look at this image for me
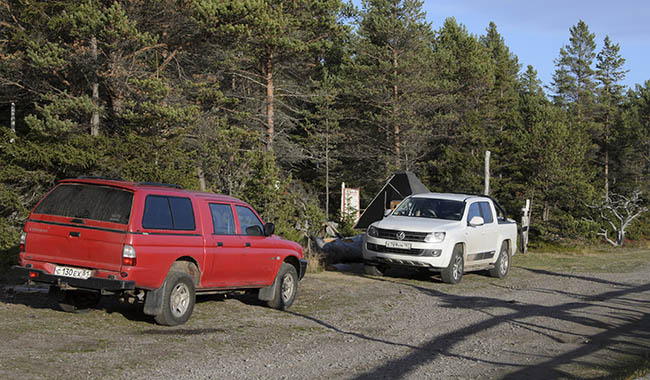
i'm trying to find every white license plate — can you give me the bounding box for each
[385,240,412,250]
[54,266,92,279]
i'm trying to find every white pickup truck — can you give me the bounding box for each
[362,193,517,284]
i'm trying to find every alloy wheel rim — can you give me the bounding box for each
[500,251,509,275]
[170,283,190,317]
[281,273,295,303]
[453,255,462,280]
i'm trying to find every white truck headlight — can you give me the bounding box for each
[367,226,379,238]
[424,232,445,243]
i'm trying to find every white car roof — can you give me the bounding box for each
[409,192,490,202]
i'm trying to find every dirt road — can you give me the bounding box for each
[1,258,650,379]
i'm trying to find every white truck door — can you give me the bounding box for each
[477,201,499,262]
[465,201,498,262]
[465,202,486,260]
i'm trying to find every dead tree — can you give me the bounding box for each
[586,191,648,246]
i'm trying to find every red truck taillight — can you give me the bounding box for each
[122,244,137,266]
[19,231,27,252]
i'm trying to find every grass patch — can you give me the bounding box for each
[602,352,650,380]
[513,247,650,273]
[304,249,324,274]
[56,338,110,354]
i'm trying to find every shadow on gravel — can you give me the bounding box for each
[140,327,226,335]
[333,266,650,380]
[286,310,422,351]
[0,281,153,323]
[0,279,269,326]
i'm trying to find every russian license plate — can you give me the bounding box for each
[385,240,412,250]
[54,266,92,280]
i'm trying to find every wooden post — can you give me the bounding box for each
[340,182,345,220]
[484,150,491,196]
[520,199,531,254]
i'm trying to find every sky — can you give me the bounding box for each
[356,0,650,91]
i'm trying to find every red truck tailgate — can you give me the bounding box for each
[25,216,127,272]
[24,182,134,272]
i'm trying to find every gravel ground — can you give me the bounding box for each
[1,258,650,380]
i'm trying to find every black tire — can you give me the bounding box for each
[154,271,196,326]
[489,241,510,279]
[267,263,298,310]
[441,245,464,284]
[51,288,100,313]
[364,264,386,276]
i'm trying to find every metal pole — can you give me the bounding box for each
[11,102,15,132]
[484,150,491,195]
[10,102,15,143]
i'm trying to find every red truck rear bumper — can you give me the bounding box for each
[13,265,135,292]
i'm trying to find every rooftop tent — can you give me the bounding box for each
[354,171,429,229]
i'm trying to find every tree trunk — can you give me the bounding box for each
[325,120,330,219]
[392,47,400,168]
[90,36,100,136]
[543,202,550,222]
[197,166,206,192]
[264,54,274,151]
[604,114,609,199]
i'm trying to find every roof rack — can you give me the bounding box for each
[76,176,125,181]
[136,182,183,189]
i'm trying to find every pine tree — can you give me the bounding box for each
[426,17,494,193]
[551,20,597,119]
[347,0,436,176]
[619,82,650,194]
[479,22,521,202]
[192,0,347,154]
[595,36,627,197]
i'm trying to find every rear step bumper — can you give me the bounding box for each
[13,266,135,292]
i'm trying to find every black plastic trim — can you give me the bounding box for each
[136,182,182,189]
[299,259,307,280]
[129,231,202,237]
[28,219,127,234]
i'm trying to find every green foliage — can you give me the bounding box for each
[533,213,599,243]
[337,212,360,238]
[0,2,648,250]
[551,20,597,111]
[238,152,325,244]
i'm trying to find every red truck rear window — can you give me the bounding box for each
[34,183,133,224]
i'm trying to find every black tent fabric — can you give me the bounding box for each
[354,171,429,229]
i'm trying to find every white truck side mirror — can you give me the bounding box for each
[469,216,485,226]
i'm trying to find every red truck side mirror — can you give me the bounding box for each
[264,223,275,236]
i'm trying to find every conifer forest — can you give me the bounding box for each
[1,0,649,252]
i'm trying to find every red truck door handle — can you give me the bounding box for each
[217,242,223,247]
[69,231,81,238]
[245,242,251,247]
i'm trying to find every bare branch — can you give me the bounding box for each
[586,190,648,246]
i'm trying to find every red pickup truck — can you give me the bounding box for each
[14,178,306,325]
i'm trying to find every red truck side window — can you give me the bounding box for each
[209,203,235,235]
[142,195,195,230]
[236,206,264,236]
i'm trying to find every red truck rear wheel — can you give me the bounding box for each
[154,271,196,326]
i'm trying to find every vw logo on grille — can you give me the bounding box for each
[396,231,406,241]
